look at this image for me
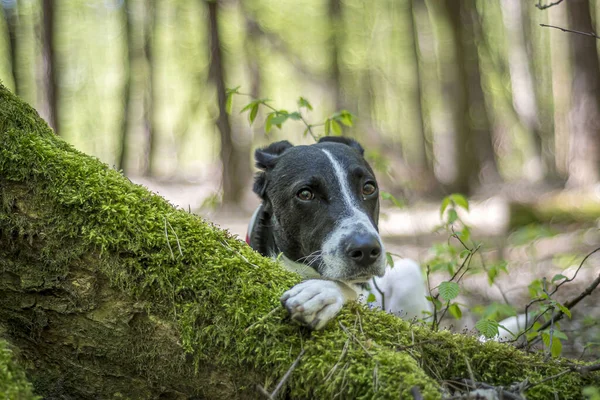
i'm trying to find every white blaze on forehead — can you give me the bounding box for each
[321,149,360,213]
[320,149,385,280]
[321,149,374,222]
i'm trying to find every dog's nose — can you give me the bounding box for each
[345,233,382,267]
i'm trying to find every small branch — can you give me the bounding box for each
[257,349,306,399]
[524,362,600,392]
[540,24,600,40]
[529,270,600,347]
[338,321,373,358]
[444,379,525,400]
[244,306,280,332]
[371,278,385,311]
[535,0,564,10]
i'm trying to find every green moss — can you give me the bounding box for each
[0,81,598,399]
[0,340,38,399]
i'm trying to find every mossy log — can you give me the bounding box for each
[509,193,600,228]
[0,340,37,399]
[0,83,598,399]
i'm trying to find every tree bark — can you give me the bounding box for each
[41,0,59,135]
[206,0,248,205]
[117,0,134,173]
[0,83,598,399]
[565,0,600,187]
[2,4,20,97]
[500,0,546,182]
[407,0,432,177]
[328,0,344,111]
[141,0,156,176]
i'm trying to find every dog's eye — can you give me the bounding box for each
[297,189,314,201]
[362,182,377,196]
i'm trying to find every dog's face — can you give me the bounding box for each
[254,137,385,282]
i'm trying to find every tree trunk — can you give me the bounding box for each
[500,0,546,182]
[207,0,247,205]
[407,0,432,177]
[141,0,156,176]
[328,0,344,111]
[41,0,59,135]
[1,82,599,399]
[565,0,600,187]
[117,0,134,173]
[438,0,493,194]
[2,4,20,96]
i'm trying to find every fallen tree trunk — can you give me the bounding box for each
[0,83,598,399]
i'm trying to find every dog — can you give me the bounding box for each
[246,137,431,330]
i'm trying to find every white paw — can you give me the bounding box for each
[280,280,346,330]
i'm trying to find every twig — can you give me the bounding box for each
[529,270,600,347]
[535,0,564,10]
[371,278,385,311]
[513,247,600,346]
[245,306,280,332]
[445,379,525,400]
[165,219,183,256]
[163,217,174,260]
[540,24,600,40]
[324,339,349,381]
[219,240,260,269]
[527,248,600,346]
[257,349,306,399]
[524,362,600,392]
[338,321,373,358]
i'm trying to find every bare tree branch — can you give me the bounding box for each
[540,23,600,39]
[536,0,564,10]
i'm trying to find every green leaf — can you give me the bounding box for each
[249,104,259,124]
[459,249,471,259]
[331,120,342,135]
[380,191,405,208]
[447,209,458,224]
[386,252,394,268]
[338,110,354,127]
[426,296,443,310]
[324,119,331,136]
[457,226,470,242]
[226,85,241,95]
[297,97,313,111]
[367,292,376,303]
[552,274,568,283]
[265,113,275,133]
[476,318,500,339]
[240,102,254,113]
[440,196,451,216]
[288,112,302,120]
[271,113,288,126]
[450,194,469,211]
[448,303,462,319]
[542,332,563,357]
[439,281,460,301]
[555,302,572,319]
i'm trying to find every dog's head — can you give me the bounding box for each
[253,137,385,282]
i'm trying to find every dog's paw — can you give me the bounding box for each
[280,280,346,330]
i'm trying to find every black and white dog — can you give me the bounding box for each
[246,137,431,330]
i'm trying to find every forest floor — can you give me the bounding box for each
[131,176,600,360]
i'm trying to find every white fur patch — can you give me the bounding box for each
[319,149,385,279]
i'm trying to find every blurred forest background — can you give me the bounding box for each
[1,0,600,357]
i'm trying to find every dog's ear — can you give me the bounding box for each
[318,136,364,156]
[254,140,294,170]
[253,140,294,198]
